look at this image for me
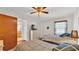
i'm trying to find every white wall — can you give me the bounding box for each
[19,12,79,40]
[77,8,79,35]
[28,20,42,39]
[73,8,79,35]
[37,8,79,38]
[17,18,43,40]
[17,18,29,41]
[18,8,79,40]
[38,15,74,37]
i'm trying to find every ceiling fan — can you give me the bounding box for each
[30,7,48,16]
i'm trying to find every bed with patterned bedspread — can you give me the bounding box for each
[52,43,79,51]
[15,39,79,51]
[15,39,57,51]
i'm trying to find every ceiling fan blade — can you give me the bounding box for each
[42,11,48,14]
[30,12,36,14]
[32,7,37,10]
[42,7,47,10]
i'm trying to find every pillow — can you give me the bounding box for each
[59,33,71,37]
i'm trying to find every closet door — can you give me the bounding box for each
[0,14,17,51]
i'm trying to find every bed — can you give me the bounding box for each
[15,39,79,51]
[14,35,79,51]
[52,43,79,51]
[41,35,67,43]
[15,39,57,51]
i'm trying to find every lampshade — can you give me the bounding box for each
[71,30,78,39]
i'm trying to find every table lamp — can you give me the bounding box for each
[71,30,78,40]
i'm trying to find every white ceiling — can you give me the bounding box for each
[0,7,77,22]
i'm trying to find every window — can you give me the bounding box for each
[54,20,67,35]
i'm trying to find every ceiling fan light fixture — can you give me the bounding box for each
[30,7,48,16]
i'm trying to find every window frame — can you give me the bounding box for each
[54,20,68,35]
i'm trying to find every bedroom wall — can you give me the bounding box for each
[17,8,79,40]
[18,18,32,41]
[27,20,41,40]
[38,15,74,37]
[73,8,79,35]
[77,9,79,35]
[17,9,79,41]
[17,17,42,40]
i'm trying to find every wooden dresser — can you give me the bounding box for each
[0,40,3,51]
[0,14,17,51]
